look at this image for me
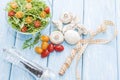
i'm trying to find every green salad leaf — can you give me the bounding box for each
[7,0,50,34]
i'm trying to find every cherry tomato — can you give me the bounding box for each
[34,20,41,28]
[54,45,64,52]
[21,26,27,32]
[10,2,18,9]
[40,35,49,42]
[41,42,49,50]
[26,0,32,3]
[15,11,24,18]
[35,47,43,54]
[8,11,15,17]
[48,43,54,52]
[40,11,47,18]
[41,50,50,58]
[44,7,50,14]
[25,16,33,24]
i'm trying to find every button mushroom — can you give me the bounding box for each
[50,31,64,44]
[64,30,81,45]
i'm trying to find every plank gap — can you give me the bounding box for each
[115,0,120,80]
[9,32,17,80]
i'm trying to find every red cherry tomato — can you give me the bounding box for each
[54,45,64,52]
[41,50,50,58]
[34,20,41,28]
[48,43,54,52]
[44,7,50,14]
[8,11,15,17]
[21,26,27,32]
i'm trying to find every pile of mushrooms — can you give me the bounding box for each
[50,12,88,45]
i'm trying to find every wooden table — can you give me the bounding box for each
[0,0,120,80]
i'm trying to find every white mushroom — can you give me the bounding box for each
[62,23,77,34]
[71,16,80,24]
[60,12,73,24]
[52,20,63,31]
[51,12,88,45]
[50,31,64,44]
[77,24,88,35]
[64,30,81,45]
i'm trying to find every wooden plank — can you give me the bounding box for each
[0,0,16,80]
[10,20,50,80]
[9,0,52,80]
[115,0,120,79]
[82,0,118,80]
[48,0,84,80]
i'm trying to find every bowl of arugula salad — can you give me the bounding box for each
[6,0,51,35]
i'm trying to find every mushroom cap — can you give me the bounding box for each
[64,30,81,45]
[60,12,73,24]
[50,31,64,44]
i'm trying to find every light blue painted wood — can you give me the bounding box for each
[0,0,119,80]
[82,0,118,80]
[10,23,51,80]
[48,0,84,80]
[116,0,120,79]
[9,34,36,80]
[0,0,16,80]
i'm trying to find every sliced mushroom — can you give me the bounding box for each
[77,24,88,35]
[60,12,73,24]
[71,16,80,24]
[62,23,77,34]
[52,20,63,31]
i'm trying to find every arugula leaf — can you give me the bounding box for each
[22,32,41,49]
[22,38,32,49]
[33,32,41,45]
